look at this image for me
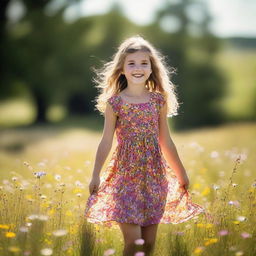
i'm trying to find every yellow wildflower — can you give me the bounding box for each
[72,188,82,194]
[193,183,201,189]
[44,238,52,245]
[193,246,204,254]
[8,246,21,252]
[205,223,213,228]
[196,223,205,228]
[41,202,50,208]
[0,224,9,229]
[204,238,218,246]
[201,187,210,196]
[5,232,16,238]
[47,209,55,215]
[25,194,33,200]
[65,210,73,217]
[67,248,73,254]
[233,221,240,225]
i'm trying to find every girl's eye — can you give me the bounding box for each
[142,63,148,65]
[128,63,134,65]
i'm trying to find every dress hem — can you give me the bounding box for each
[85,207,205,227]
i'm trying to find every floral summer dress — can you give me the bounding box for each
[84,91,205,227]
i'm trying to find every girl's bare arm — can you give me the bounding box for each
[91,102,117,178]
[158,101,189,187]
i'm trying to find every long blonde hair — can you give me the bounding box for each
[93,35,179,117]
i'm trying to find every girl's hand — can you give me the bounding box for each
[89,176,101,195]
[178,175,190,191]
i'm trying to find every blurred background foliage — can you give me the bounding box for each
[1,0,256,130]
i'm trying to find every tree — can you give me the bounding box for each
[154,0,226,129]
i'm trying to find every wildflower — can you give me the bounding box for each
[232,183,238,187]
[54,174,61,181]
[65,210,73,217]
[40,248,53,256]
[204,238,218,246]
[212,184,220,190]
[12,177,18,182]
[27,214,49,221]
[0,224,10,229]
[44,238,52,245]
[73,188,82,194]
[201,187,210,196]
[135,253,145,256]
[228,200,240,207]
[233,221,240,225]
[8,246,21,252]
[210,151,219,158]
[24,251,31,256]
[235,251,244,256]
[193,246,205,254]
[38,215,49,221]
[218,229,229,236]
[103,248,115,256]
[252,182,256,188]
[193,183,201,189]
[5,232,16,238]
[75,180,83,187]
[205,223,213,229]
[134,238,145,245]
[34,171,46,178]
[241,232,251,238]
[19,226,29,232]
[52,229,68,237]
[236,216,247,222]
[229,246,237,251]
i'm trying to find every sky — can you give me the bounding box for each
[63,0,256,38]
[7,0,256,38]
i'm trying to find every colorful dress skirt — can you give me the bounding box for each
[84,91,205,227]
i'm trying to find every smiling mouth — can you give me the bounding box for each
[132,74,144,78]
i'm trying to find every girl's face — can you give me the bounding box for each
[122,51,152,87]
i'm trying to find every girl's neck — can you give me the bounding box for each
[122,86,149,97]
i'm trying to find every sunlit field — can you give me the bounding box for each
[0,121,255,255]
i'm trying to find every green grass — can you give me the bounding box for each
[0,121,255,255]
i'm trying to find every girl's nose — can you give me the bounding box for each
[133,64,142,70]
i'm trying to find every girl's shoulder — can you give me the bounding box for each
[151,91,165,102]
[107,94,121,116]
[108,93,119,101]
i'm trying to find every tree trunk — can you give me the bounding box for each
[33,92,48,123]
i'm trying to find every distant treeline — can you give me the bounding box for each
[2,0,254,130]
[226,37,256,49]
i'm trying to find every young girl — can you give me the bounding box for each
[84,35,205,256]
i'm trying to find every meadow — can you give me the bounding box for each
[0,120,255,255]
